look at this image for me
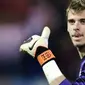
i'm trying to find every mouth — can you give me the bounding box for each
[72,33,84,41]
[72,33,83,37]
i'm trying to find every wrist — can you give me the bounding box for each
[37,49,55,66]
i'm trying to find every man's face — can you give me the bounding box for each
[67,10,85,47]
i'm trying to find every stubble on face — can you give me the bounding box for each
[67,10,85,50]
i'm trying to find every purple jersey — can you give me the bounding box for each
[60,57,85,85]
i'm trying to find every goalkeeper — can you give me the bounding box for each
[20,0,85,84]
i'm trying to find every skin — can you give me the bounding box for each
[67,9,85,58]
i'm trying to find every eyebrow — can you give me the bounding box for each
[79,18,85,21]
[68,18,85,20]
[67,18,85,22]
[67,19,75,22]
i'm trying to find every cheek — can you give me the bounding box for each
[82,27,85,31]
[67,23,70,32]
[80,26,85,34]
[67,25,70,33]
[67,24,73,33]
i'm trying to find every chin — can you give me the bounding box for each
[73,42,85,48]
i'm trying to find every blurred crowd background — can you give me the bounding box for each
[0,0,81,85]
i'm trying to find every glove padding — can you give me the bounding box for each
[20,26,51,58]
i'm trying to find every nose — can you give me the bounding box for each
[73,21,80,31]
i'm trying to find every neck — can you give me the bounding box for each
[77,45,85,59]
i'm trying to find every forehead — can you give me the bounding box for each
[67,10,85,19]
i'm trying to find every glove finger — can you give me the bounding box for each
[41,26,51,39]
[19,35,40,52]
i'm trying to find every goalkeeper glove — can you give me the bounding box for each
[20,26,50,58]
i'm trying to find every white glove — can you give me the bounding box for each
[20,26,51,58]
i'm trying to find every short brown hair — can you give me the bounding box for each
[66,0,85,14]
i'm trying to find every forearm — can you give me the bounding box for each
[49,75,66,85]
[36,48,66,85]
[42,60,66,85]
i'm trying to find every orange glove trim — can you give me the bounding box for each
[37,50,55,66]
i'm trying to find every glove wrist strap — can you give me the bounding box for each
[37,50,55,66]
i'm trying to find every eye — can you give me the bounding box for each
[68,19,75,24]
[80,19,85,24]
